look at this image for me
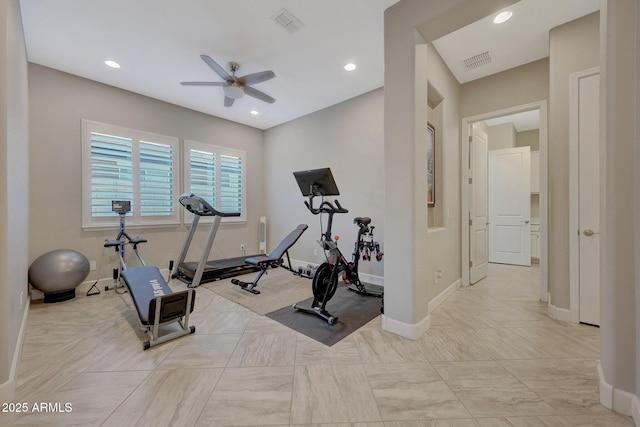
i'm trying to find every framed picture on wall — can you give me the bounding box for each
[427,122,435,207]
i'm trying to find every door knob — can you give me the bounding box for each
[583,229,594,236]
[523,219,530,224]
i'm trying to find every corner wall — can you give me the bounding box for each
[383,0,518,338]
[598,0,639,419]
[425,44,461,304]
[0,0,30,402]
[548,12,600,310]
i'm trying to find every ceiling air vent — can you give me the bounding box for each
[462,51,492,71]
[273,8,305,33]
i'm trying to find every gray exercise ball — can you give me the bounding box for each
[28,249,90,303]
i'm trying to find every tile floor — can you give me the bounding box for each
[1,263,633,426]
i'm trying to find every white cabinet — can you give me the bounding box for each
[531,222,540,260]
[531,151,540,193]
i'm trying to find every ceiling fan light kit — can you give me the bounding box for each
[181,55,276,107]
[223,83,245,100]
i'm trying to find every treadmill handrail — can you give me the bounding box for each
[178,193,241,217]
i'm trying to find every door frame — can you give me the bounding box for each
[569,66,600,323]
[461,100,548,303]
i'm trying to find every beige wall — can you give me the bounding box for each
[28,65,265,282]
[461,58,549,119]
[0,0,29,401]
[487,122,516,150]
[263,88,385,280]
[548,12,600,310]
[516,129,540,151]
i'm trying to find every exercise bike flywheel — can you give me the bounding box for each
[312,262,338,302]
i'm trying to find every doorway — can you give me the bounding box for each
[461,101,548,302]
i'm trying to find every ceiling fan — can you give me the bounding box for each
[181,55,276,107]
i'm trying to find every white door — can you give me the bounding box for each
[488,147,531,266]
[578,73,600,326]
[469,125,488,284]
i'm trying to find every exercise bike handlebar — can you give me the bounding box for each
[178,193,241,217]
[304,196,348,216]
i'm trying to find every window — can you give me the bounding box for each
[82,120,180,228]
[184,140,246,222]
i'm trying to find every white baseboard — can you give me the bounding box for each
[428,279,461,313]
[547,302,574,323]
[378,278,459,341]
[381,312,431,340]
[632,395,640,426]
[597,359,639,423]
[0,300,30,403]
[597,360,614,410]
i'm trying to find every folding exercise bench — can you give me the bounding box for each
[120,266,196,350]
[231,224,308,294]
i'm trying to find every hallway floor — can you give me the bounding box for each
[2,263,633,426]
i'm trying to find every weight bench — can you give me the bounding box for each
[231,224,308,294]
[120,265,196,350]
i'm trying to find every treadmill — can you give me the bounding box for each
[173,193,260,287]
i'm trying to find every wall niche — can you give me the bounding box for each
[427,81,444,229]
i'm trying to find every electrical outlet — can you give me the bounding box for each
[435,269,443,283]
[240,243,245,251]
[89,260,97,271]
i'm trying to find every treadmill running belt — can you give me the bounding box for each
[176,255,261,284]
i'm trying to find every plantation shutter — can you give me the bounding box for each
[90,132,133,217]
[139,141,174,216]
[219,154,243,214]
[189,149,216,208]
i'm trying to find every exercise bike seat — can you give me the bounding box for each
[354,217,371,226]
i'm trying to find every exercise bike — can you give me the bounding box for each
[292,168,383,325]
[343,216,384,296]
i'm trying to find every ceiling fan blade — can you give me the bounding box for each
[180,81,225,86]
[224,96,235,107]
[239,70,276,85]
[200,55,232,81]
[244,86,275,104]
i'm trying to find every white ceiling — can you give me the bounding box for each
[432,0,599,84]
[20,0,599,131]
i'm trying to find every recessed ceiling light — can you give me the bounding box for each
[105,60,120,69]
[250,110,259,115]
[344,63,356,71]
[493,10,513,24]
